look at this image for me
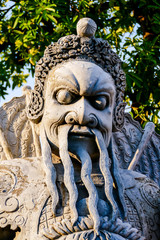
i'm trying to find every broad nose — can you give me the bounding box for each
[65,97,98,128]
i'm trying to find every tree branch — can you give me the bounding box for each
[0,4,16,18]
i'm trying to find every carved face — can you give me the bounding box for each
[40,60,127,237]
[41,60,115,153]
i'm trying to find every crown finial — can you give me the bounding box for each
[76,18,97,37]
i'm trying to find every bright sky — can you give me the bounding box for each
[0,1,35,106]
[0,74,34,106]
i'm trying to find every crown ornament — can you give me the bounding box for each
[77,18,97,37]
[27,18,126,131]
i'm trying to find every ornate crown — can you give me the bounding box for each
[27,18,126,131]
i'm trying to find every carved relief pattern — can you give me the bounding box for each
[0,198,26,231]
[0,159,53,240]
[39,196,71,234]
[0,167,27,232]
[140,182,160,209]
[113,113,142,168]
[124,177,160,240]
[113,113,160,186]
[136,134,160,185]
[124,194,142,232]
[0,168,16,194]
[39,195,144,240]
[0,96,36,160]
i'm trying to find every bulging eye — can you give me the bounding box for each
[56,89,74,104]
[92,95,109,110]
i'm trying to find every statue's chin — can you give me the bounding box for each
[68,135,99,160]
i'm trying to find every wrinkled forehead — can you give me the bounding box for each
[47,60,115,95]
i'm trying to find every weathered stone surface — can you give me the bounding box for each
[0,18,160,240]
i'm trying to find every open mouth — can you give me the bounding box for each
[69,125,94,138]
[67,125,98,159]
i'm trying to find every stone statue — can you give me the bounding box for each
[0,18,160,240]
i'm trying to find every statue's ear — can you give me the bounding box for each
[27,90,44,123]
[0,86,41,160]
[112,102,126,132]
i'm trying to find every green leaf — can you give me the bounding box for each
[127,72,143,88]
[73,15,78,23]
[13,30,24,34]
[13,17,19,29]
[47,14,57,24]
[136,91,142,102]
[45,7,55,12]
[131,73,143,82]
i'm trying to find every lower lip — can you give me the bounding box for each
[68,134,96,146]
[69,134,94,138]
[68,133,95,143]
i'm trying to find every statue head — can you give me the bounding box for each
[40,60,116,157]
[27,18,126,236]
[27,18,126,132]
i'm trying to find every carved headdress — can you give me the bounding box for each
[27,18,126,131]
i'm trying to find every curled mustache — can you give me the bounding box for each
[41,121,126,233]
[58,125,78,224]
[92,129,118,221]
[74,147,100,234]
[40,125,59,216]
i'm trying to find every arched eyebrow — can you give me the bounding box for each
[92,78,115,96]
[52,71,80,92]
[94,85,115,95]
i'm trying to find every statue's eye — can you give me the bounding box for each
[92,95,109,110]
[56,89,74,104]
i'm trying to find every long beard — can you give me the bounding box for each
[40,124,126,234]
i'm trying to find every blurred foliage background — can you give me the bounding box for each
[0,0,160,133]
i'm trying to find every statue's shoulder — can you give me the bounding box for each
[0,157,46,200]
[120,169,160,239]
[120,168,160,208]
[0,156,44,179]
[121,168,160,197]
[0,157,48,240]
[113,113,160,186]
[0,89,41,162]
